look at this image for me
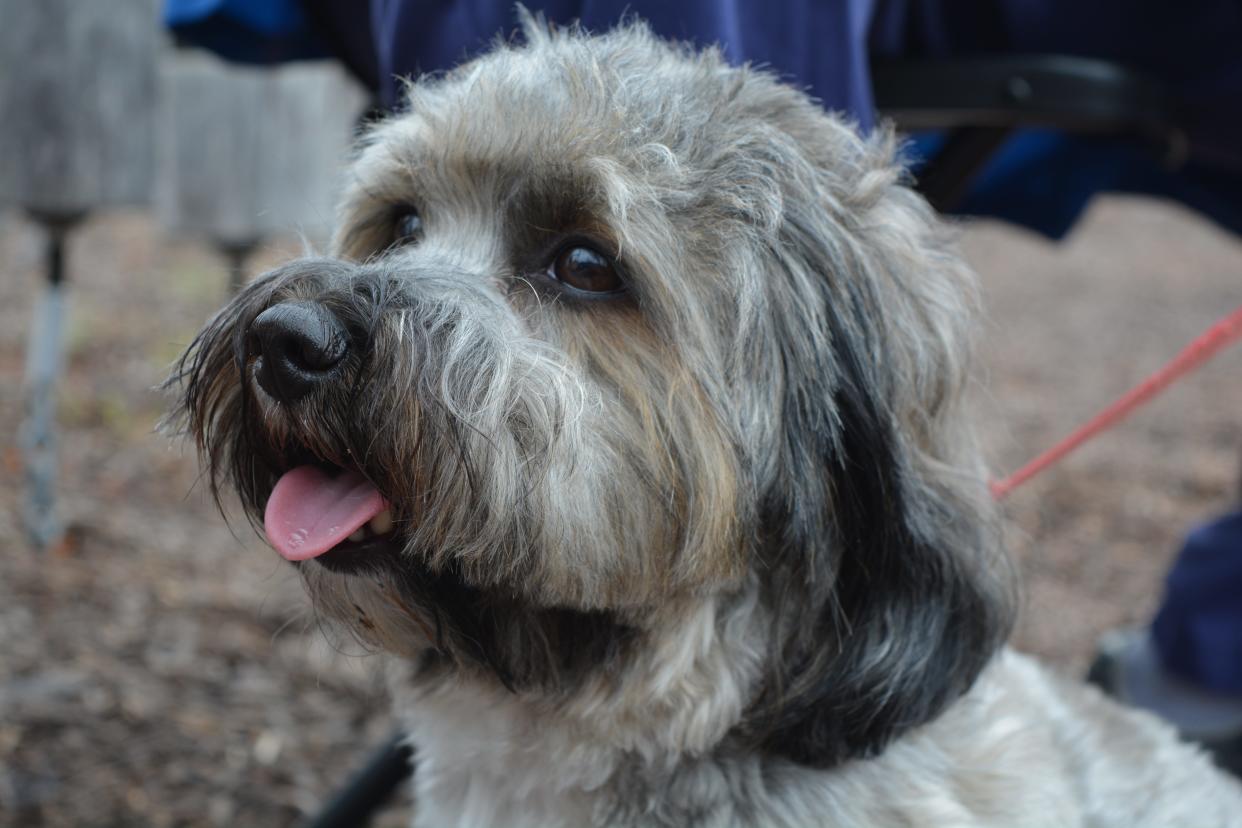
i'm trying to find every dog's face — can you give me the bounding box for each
[171,21,1014,768]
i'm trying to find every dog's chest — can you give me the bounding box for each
[400,680,614,828]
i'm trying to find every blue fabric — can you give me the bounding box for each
[871,0,1242,172]
[874,0,1242,239]
[164,0,330,64]
[1152,512,1242,695]
[165,0,308,35]
[367,0,877,128]
[163,0,878,126]
[906,131,1242,240]
[163,0,1242,165]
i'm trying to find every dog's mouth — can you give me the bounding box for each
[263,464,399,573]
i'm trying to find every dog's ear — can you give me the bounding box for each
[740,126,1016,768]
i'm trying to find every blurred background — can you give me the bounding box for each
[2,1,1240,825]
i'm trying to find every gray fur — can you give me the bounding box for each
[169,17,1242,826]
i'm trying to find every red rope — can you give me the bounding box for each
[990,304,1242,500]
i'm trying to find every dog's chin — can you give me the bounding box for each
[306,534,405,576]
[279,486,639,690]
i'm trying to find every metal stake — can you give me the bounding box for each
[21,210,85,549]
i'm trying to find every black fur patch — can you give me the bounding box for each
[395,561,636,690]
[742,273,1011,768]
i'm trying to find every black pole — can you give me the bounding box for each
[302,730,414,828]
[47,226,67,285]
[215,237,260,295]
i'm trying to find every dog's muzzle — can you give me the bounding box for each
[242,298,397,566]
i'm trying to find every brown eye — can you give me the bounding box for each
[394,209,422,244]
[549,245,623,294]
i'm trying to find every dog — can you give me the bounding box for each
[168,16,1242,827]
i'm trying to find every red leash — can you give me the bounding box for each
[990,304,1242,500]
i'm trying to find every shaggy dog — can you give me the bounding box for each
[169,18,1242,827]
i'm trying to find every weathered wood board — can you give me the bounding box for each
[0,0,159,215]
[157,52,367,247]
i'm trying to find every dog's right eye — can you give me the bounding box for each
[549,245,624,295]
[394,209,423,245]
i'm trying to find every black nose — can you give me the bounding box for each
[247,301,349,403]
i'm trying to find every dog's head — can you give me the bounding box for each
[169,18,1014,768]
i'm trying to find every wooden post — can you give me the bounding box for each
[157,51,367,290]
[0,0,157,215]
[0,0,158,549]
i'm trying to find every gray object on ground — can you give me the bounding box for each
[21,254,68,548]
[1089,627,1242,776]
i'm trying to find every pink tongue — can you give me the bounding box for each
[264,466,388,561]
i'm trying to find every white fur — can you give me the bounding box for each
[397,648,1242,827]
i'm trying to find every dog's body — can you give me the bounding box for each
[171,17,1242,827]
[398,649,1236,827]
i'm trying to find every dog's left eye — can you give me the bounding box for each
[549,246,623,294]
[394,210,423,244]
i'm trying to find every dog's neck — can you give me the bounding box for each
[394,647,1088,828]
[393,584,774,828]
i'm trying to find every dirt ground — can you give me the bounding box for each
[1,196,1239,826]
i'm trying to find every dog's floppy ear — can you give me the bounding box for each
[741,126,1016,768]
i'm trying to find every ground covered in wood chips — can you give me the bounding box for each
[1,196,1239,826]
